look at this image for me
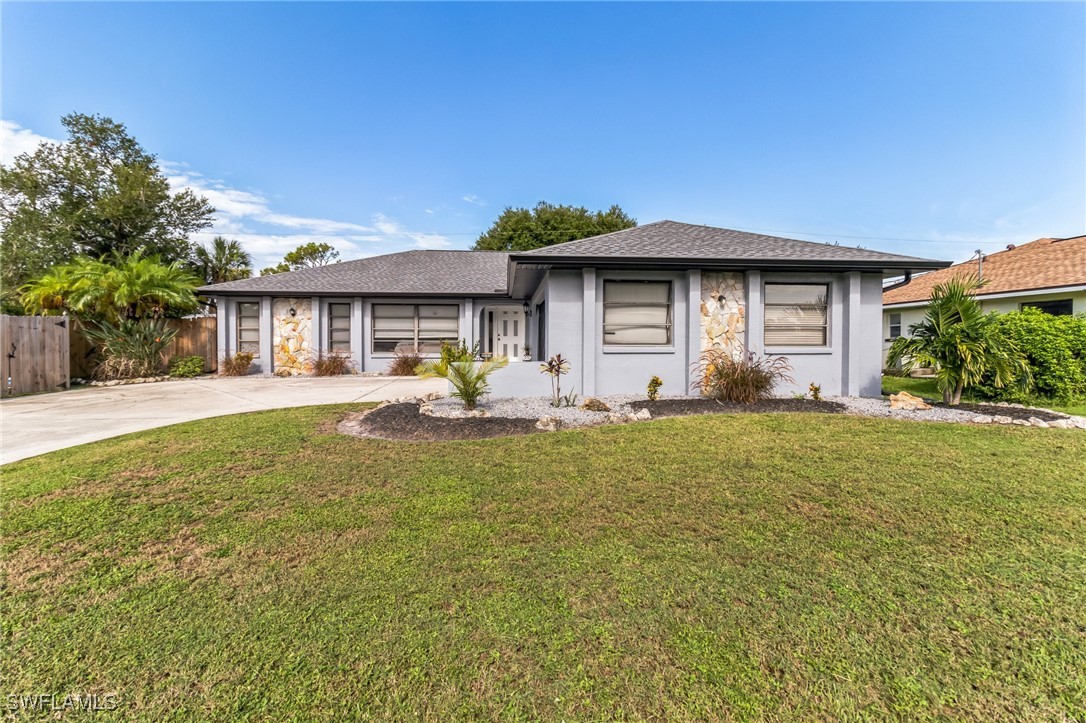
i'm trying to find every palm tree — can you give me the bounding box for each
[193,236,252,284]
[21,252,201,322]
[886,274,1030,405]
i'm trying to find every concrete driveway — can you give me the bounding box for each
[1,376,445,464]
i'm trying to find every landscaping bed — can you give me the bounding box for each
[942,401,1069,422]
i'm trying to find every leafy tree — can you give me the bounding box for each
[473,202,636,252]
[193,236,252,284]
[886,275,1030,405]
[0,113,214,310]
[20,253,201,323]
[260,242,339,276]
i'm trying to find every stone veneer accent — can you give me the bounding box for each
[272,297,313,376]
[700,272,745,354]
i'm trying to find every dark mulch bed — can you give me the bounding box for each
[340,402,540,441]
[629,397,845,418]
[935,402,1068,422]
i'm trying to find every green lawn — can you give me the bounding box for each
[3,407,1085,721]
[881,375,1086,416]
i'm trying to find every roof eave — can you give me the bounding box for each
[509,255,950,274]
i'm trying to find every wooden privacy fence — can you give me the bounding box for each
[69,316,218,379]
[1,315,71,397]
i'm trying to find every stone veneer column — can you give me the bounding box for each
[700,271,746,355]
[271,297,313,376]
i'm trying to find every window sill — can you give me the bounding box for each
[602,346,676,354]
[764,347,833,356]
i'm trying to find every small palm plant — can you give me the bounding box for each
[193,236,253,284]
[417,355,508,410]
[886,274,1030,405]
[540,354,573,407]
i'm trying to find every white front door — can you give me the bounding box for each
[490,308,525,359]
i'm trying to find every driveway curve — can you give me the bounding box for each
[1,376,445,464]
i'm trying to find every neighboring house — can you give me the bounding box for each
[882,234,1086,366]
[200,220,948,398]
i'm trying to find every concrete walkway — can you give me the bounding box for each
[1,376,445,464]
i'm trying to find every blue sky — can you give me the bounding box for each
[2,2,1083,270]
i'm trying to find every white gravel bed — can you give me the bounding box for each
[429,394,663,427]
[829,396,984,424]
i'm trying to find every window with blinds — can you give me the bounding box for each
[372,304,459,353]
[328,303,351,352]
[602,281,672,346]
[237,302,260,355]
[764,284,828,347]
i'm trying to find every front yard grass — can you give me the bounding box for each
[881,374,1086,416]
[3,406,1085,720]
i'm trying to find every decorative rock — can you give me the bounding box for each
[992,415,1013,424]
[1027,417,1049,428]
[889,391,932,411]
[418,402,435,415]
[972,415,993,424]
[1048,419,1073,429]
[633,408,651,420]
[1011,419,1031,426]
[1069,416,1086,430]
[607,413,628,424]
[580,397,611,412]
[536,416,562,432]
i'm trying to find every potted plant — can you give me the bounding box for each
[522,346,532,362]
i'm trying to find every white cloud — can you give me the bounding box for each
[372,213,451,249]
[461,194,485,206]
[0,120,59,165]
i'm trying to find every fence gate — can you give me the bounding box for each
[1,315,71,397]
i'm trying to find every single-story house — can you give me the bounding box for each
[882,234,1085,366]
[199,220,948,398]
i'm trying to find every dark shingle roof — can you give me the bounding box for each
[515,220,947,268]
[198,250,510,296]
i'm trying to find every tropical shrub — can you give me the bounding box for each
[886,275,1031,405]
[975,308,1086,403]
[21,252,201,323]
[438,339,480,366]
[313,351,353,377]
[169,355,205,378]
[388,350,423,376]
[808,383,822,402]
[81,318,178,380]
[695,347,793,404]
[220,352,255,377]
[647,375,663,401]
[417,356,509,409]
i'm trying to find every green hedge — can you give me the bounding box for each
[977,308,1086,403]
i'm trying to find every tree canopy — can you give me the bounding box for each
[0,113,215,311]
[472,202,636,252]
[194,236,253,285]
[260,242,340,276]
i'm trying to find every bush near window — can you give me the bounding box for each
[220,352,254,377]
[312,351,353,377]
[976,308,1086,404]
[387,350,423,376]
[695,347,793,404]
[169,355,205,378]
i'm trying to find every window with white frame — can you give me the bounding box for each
[372,304,458,353]
[888,312,902,339]
[328,302,351,352]
[602,280,672,346]
[764,284,829,347]
[237,302,260,355]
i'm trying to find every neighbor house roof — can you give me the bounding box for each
[512,220,948,270]
[198,250,510,296]
[883,235,1086,306]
